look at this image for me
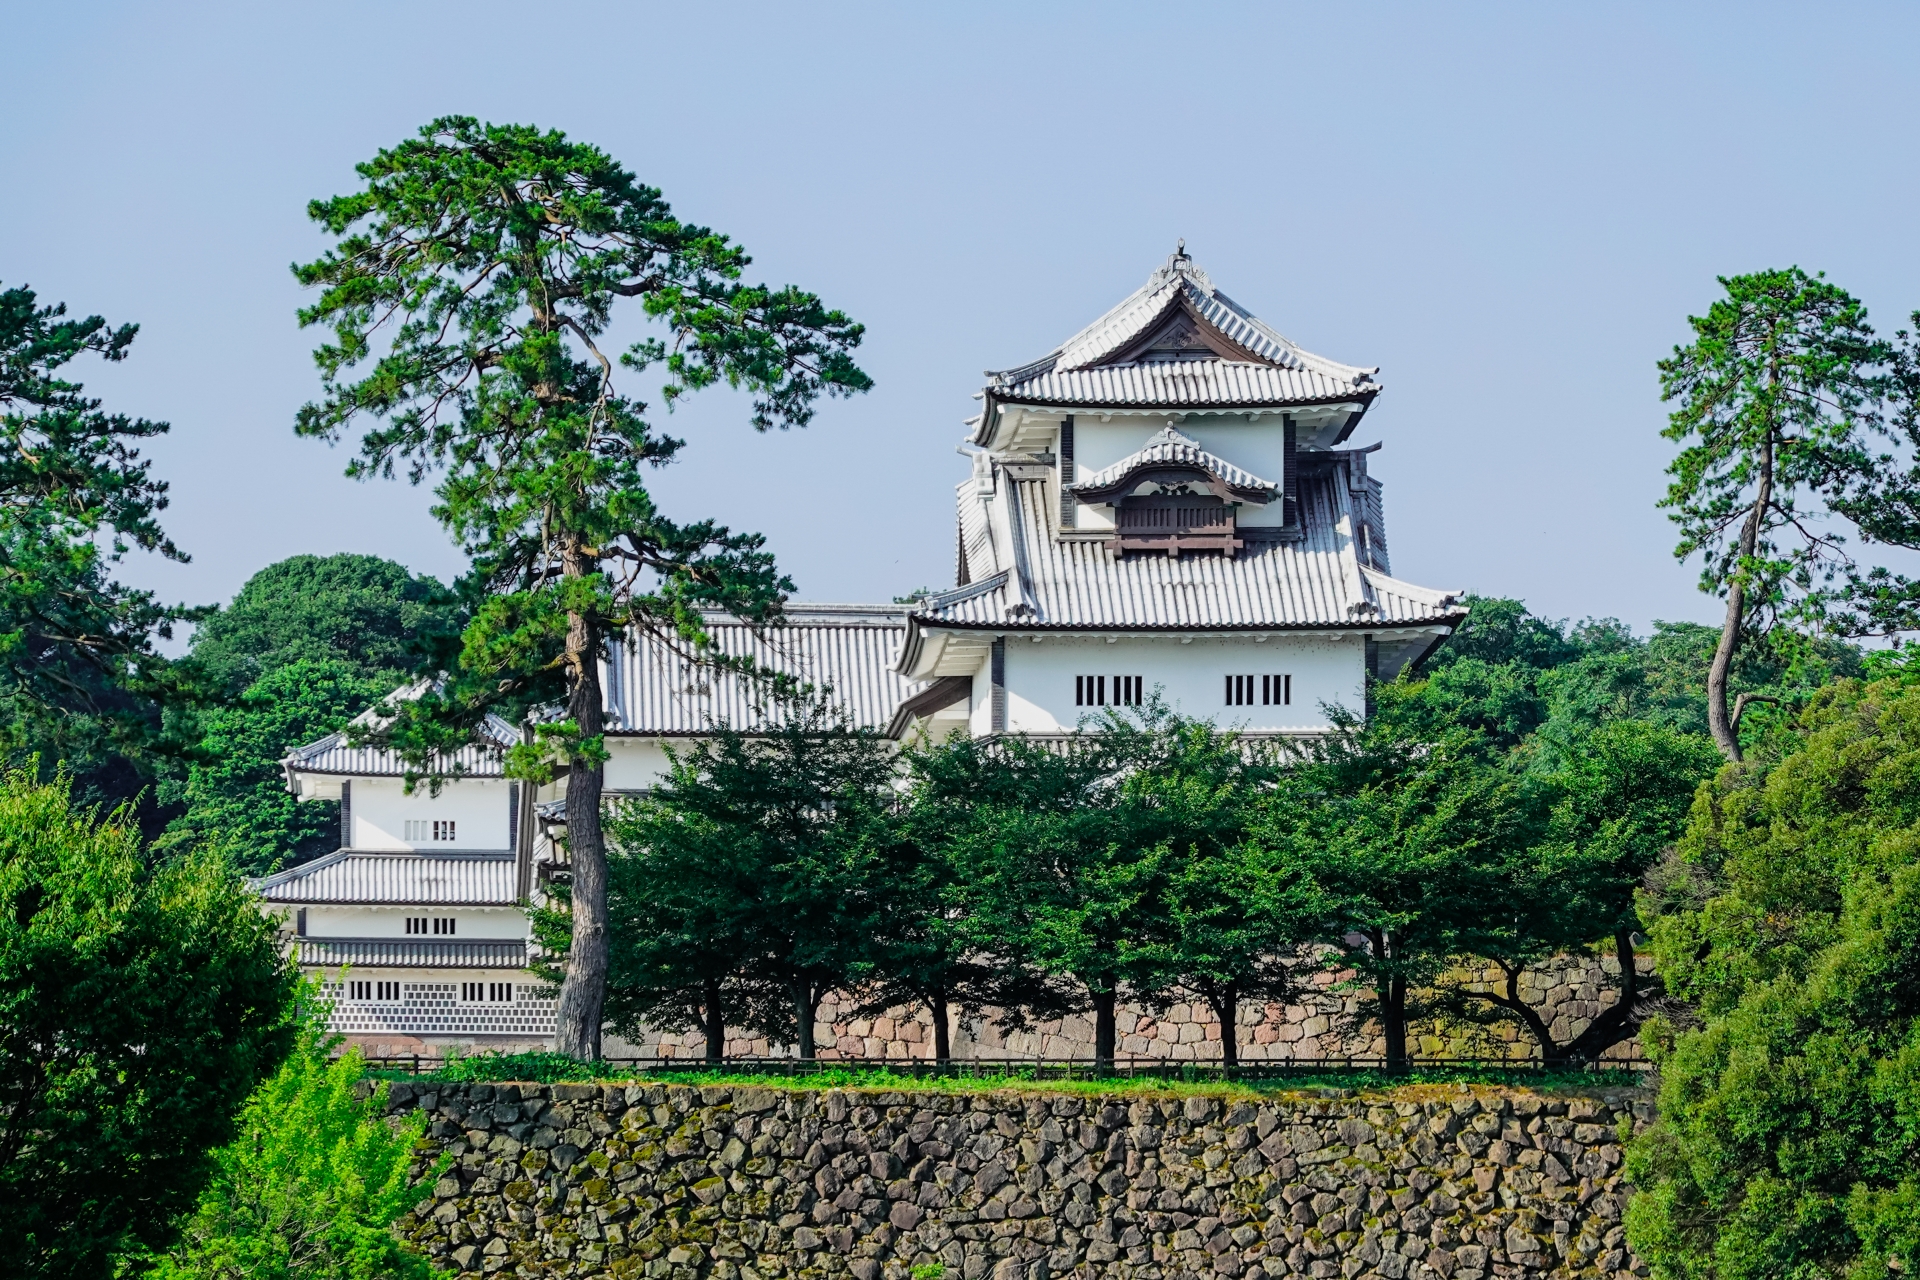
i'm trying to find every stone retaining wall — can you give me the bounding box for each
[389,1081,1650,1280]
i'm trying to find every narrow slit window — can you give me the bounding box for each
[1261,674,1293,706]
[1078,675,1142,706]
[1225,675,1256,706]
[349,980,371,1001]
[405,916,429,935]
[433,819,456,843]
[432,917,456,935]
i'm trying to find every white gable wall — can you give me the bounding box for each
[303,905,527,939]
[966,633,1365,735]
[348,777,513,851]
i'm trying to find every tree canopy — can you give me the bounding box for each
[1628,678,1920,1280]
[0,769,298,1277]
[292,116,871,1058]
[186,553,458,695]
[0,283,193,821]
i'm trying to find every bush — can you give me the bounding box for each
[155,990,441,1280]
[1628,680,1920,1280]
[0,768,296,1278]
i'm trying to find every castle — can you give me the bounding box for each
[257,247,1467,1058]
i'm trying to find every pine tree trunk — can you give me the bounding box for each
[930,992,952,1063]
[552,555,608,1061]
[794,983,817,1060]
[704,976,725,1063]
[1091,987,1118,1070]
[1709,410,1776,762]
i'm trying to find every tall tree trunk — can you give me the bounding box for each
[1091,986,1117,1070]
[929,989,951,1063]
[1372,930,1409,1068]
[1381,974,1408,1068]
[1557,929,1648,1064]
[552,568,607,1061]
[1206,982,1241,1068]
[794,982,817,1060]
[1708,420,1776,762]
[703,976,725,1064]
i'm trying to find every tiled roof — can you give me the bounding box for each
[255,851,519,905]
[604,606,925,735]
[979,252,1377,421]
[282,679,520,779]
[903,452,1462,665]
[293,937,528,969]
[1070,426,1278,499]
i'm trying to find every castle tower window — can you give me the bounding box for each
[1264,674,1293,706]
[433,917,456,935]
[1077,675,1143,707]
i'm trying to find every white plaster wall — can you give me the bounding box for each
[305,905,528,939]
[349,777,512,851]
[998,633,1364,733]
[601,737,677,791]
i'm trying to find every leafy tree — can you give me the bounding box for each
[1437,719,1718,1062]
[154,990,439,1280]
[1628,680,1920,1280]
[598,704,896,1059]
[939,732,1167,1069]
[1108,712,1316,1067]
[0,768,298,1278]
[1423,594,1587,672]
[160,660,393,873]
[1267,717,1540,1066]
[893,738,1082,1063]
[186,553,458,696]
[0,283,196,821]
[292,117,871,1058]
[1658,268,1897,760]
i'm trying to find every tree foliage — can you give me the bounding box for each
[0,768,298,1278]
[1658,268,1900,758]
[596,702,897,1060]
[186,553,458,696]
[292,116,871,1058]
[160,660,393,873]
[1628,679,1920,1280]
[154,991,439,1280]
[0,283,194,819]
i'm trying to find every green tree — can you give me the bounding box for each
[0,283,196,821]
[0,768,298,1278]
[292,117,872,1059]
[1627,680,1920,1280]
[186,553,458,696]
[938,733,1166,1069]
[1658,268,1894,760]
[155,990,439,1280]
[1437,719,1718,1062]
[599,704,896,1059]
[1111,712,1315,1068]
[1267,716,1540,1066]
[160,660,393,873]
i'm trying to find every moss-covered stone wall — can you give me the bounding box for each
[387,1081,1650,1280]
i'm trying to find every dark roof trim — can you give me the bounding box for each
[885,675,972,739]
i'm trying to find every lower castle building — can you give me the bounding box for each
[263,248,1476,1060]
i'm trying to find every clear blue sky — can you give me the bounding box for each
[9,2,1920,636]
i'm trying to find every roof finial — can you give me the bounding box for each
[1176,238,1186,257]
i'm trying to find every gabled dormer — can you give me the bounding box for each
[1067,426,1279,558]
